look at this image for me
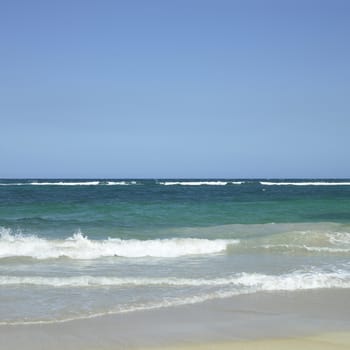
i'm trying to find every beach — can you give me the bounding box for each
[1,289,349,349]
[0,179,350,349]
[3,0,350,347]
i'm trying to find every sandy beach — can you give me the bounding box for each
[145,333,350,350]
[1,289,349,350]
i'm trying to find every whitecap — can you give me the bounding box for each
[158,181,243,186]
[0,229,238,259]
[260,181,350,186]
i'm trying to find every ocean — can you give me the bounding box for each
[0,179,350,324]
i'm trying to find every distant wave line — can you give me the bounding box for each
[260,181,350,186]
[158,181,244,186]
[0,181,138,186]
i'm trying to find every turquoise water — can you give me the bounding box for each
[2,179,350,237]
[0,179,350,323]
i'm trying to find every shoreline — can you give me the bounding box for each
[1,289,349,349]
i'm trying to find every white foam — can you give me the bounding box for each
[0,275,226,287]
[32,181,100,186]
[235,270,350,290]
[257,243,350,254]
[327,232,350,245]
[302,246,350,253]
[0,270,350,288]
[260,181,350,186]
[1,270,349,325]
[0,229,238,259]
[1,271,349,289]
[0,181,138,186]
[159,181,243,186]
[106,181,137,185]
[0,181,100,186]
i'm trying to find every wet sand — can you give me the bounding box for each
[0,289,349,350]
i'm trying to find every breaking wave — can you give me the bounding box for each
[158,181,243,186]
[0,181,138,186]
[1,180,349,187]
[105,181,138,185]
[1,270,349,289]
[260,181,350,186]
[0,229,238,259]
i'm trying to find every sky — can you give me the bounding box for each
[1,0,349,178]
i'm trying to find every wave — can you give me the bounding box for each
[258,244,350,254]
[0,181,100,186]
[1,267,349,325]
[0,181,138,186]
[0,229,238,259]
[260,181,350,186]
[32,181,101,186]
[0,180,244,186]
[105,181,138,185]
[238,227,350,255]
[158,181,243,186]
[1,270,349,289]
[1,224,349,259]
[302,246,350,253]
[2,180,350,187]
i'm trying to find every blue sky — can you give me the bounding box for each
[1,0,349,178]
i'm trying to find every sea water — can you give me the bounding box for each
[0,179,349,324]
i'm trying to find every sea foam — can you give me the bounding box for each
[106,181,138,185]
[0,181,137,186]
[158,181,243,186]
[1,269,349,326]
[1,270,349,290]
[260,181,350,186]
[0,229,238,259]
